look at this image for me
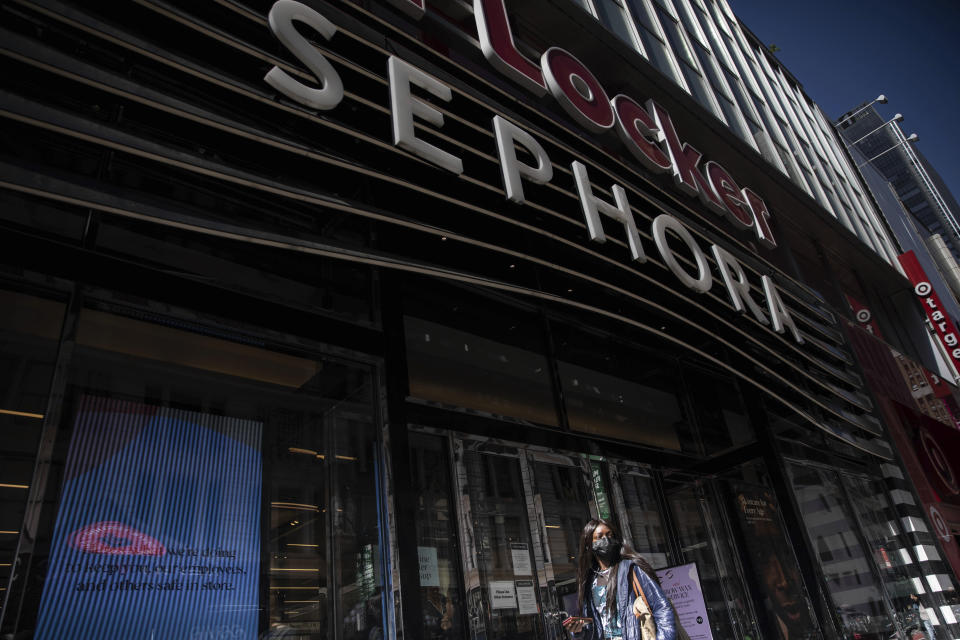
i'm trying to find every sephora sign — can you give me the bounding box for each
[261,0,804,344]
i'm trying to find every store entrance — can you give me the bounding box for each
[407,429,768,640]
[450,438,593,639]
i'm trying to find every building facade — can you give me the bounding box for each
[0,0,958,638]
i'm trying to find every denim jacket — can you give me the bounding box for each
[579,559,677,640]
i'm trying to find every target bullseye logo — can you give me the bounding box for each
[68,521,166,556]
[855,309,872,323]
[920,428,960,495]
[929,505,952,543]
[915,281,932,296]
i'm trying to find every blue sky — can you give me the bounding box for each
[728,0,960,211]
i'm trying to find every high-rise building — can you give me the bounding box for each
[838,103,960,267]
[1,0,958,638]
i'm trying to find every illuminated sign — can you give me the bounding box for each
[35,396,262,639]
[262,1,805,344]
[898,251,960,373]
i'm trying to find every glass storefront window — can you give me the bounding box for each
[404,283,557,426]
[787,463,894,640]
[9,302,383,640]
[530,460,592,582]
[683,365,754,454]
[843,475,921,634]
[0,287,65,635]
[615,470,671,569]
[592,0,640,50]
[459,449,543,639]
[553,323,692,451]
[409,432,466,639]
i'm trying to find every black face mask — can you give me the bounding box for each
[591,536,621,562]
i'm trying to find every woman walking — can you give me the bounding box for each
[562,519,677,640]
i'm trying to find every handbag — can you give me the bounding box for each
[629,566,692,640]
[629,567,658,640]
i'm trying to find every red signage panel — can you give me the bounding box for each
[898,251,960,374]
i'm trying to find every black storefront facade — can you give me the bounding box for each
[1,0,958,638]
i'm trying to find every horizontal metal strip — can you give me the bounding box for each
[0,164,890,458]
[0,91,866,403]
[812,383,874,415]
[11,0,843,350]
[836,408,881,436]
[797,330,854,366]
[786,303,844,344]
[804,356,862,388]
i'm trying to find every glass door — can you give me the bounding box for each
[451,438,594,640]
[663,475,760,640]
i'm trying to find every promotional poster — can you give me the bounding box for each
[732,486,817,640]
[656,563,712,640]
[35,396,263,639]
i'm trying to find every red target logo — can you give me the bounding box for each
[929,506,953,543]
[68,521,166,556]
[920,428,960,495]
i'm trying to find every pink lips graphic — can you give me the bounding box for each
[68,521,166,556]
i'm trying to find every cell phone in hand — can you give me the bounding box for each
[562,616,592,625]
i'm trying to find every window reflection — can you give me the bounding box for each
[0,288,65,635]
[617,472,671,569]
[844,475,921,633]
[787,464,894,639]
[409,433,465,639]
[531,461,591,580]
[461,450,542,639]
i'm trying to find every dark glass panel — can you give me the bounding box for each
[553,323,691,451]
[0,288,65,635]
[404,282,557,426]
[408,432,466,640]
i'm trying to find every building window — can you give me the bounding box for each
[593,0,642,50]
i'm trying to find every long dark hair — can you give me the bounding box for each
[576,519,659,619]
